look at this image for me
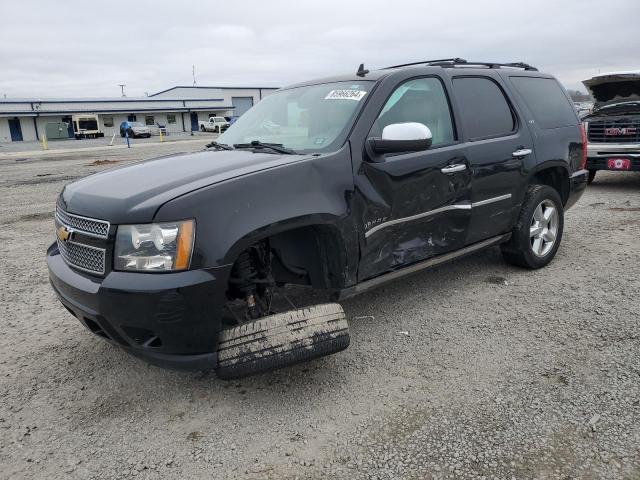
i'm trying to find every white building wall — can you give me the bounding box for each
[14,116,38,141]
[0,118,10,142]
[152,87,279,107]
[0,116,37,142]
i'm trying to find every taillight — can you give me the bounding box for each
[580,122,588,170]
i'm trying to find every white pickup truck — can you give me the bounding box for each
[199,116,230,133]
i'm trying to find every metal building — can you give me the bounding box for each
[0,85,278,142]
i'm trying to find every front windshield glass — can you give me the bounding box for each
[217,81,373,153]
[130,122,144,127]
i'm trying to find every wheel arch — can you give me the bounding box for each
[223,214,351,290]
[527,161,571,206]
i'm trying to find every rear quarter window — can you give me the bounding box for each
[510,76,577,129]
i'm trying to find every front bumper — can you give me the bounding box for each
[566,169,588,210]
[47,242,230,371]
[587,142,640,171]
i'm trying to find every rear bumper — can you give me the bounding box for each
[587,142,640,171]
[566,169,588,210]
[47,242,230,371]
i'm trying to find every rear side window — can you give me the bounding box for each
[510,76,577,129]
[452,77,515,140]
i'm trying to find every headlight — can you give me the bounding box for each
[114,220,195,272]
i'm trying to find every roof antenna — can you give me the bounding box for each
[356,63,369,77]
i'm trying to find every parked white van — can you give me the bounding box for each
[72,114,103,139]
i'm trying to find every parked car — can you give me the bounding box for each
[199,116,230,133]
[47,59,588,379]
[581,71,640,183]
[119,121,151,138]
[72,114,103,139]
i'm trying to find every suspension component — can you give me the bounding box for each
[231,249,261,319]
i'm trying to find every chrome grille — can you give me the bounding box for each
[55,208,110,238]
[587,119,640,144]
[57,239,106,275]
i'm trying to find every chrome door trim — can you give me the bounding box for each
[364,194,512,238]
[364,203,472,238]
[471,193,512,208]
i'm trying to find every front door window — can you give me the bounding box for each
[371,77,455,148]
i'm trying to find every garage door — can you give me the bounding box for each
[232,97,254,117]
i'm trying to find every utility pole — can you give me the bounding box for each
[118,84,127,97]
[192,65,197,87]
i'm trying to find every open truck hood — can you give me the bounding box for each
[583,71,640,111]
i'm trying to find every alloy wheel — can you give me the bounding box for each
[529,199,559,257]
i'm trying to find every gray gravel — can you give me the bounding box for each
[0,131,217,153]
[0,145,638,479]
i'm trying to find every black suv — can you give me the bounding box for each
[47,59,588,378]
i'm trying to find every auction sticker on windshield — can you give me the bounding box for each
[325,90,367,101]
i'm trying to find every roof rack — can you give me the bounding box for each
[383,58,538,71]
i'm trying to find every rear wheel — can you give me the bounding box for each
[200,125,206,132]
[588,169,597,184]
[501,184,564,269]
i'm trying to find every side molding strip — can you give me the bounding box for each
[364,194,512,238]
[365,203,471,238]
[471,193,512,208]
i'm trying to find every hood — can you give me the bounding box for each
[583,71,640,110]
[60,149,307,224]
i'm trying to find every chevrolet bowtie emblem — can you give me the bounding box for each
[57,225,73,242]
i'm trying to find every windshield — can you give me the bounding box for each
[217,81,373,153]
[129,122,144,127]
[78,119,98,130]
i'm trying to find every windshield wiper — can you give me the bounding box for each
[205,141,234,150]
[233,140,297,155]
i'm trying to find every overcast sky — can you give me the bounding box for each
[1,0,638,99]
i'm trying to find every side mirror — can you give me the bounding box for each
[366,122,433,159]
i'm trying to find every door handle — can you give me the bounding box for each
[512,148,532,158]
[441,164,467,174]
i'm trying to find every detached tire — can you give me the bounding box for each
[216,303,349,379]
[501,184,564,269]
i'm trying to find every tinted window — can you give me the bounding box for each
[452,77,515,139]
[510,76,577,129]
[371,77,455,147]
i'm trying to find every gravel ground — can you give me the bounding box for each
[0,131,217,153]
[0,145,638,480]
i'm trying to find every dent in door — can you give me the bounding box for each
[356,162,470,279]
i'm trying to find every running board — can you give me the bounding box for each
[339,233,511,299]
